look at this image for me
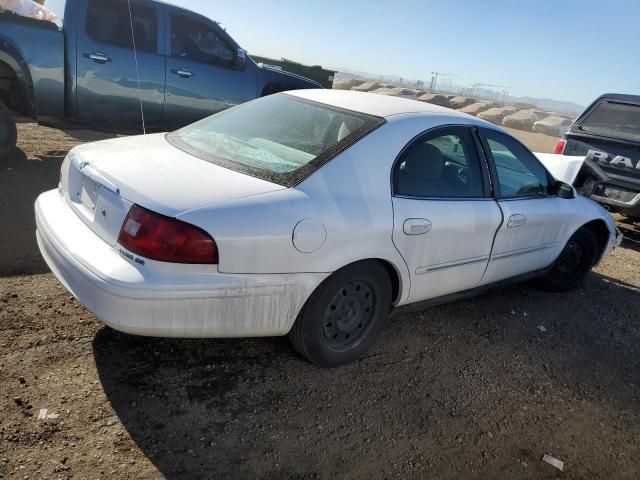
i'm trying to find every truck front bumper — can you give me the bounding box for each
[591,186,640,215]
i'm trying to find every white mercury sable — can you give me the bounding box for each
[35,90,621,366]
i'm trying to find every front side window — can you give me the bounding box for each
[482,129,550,197]
[171,14,234,67]
[394,128,485,198]
[166,94,383,186]
[86,0,157,52]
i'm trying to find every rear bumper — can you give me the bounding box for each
[35,189,327,338]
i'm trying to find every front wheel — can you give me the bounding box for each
[288,262,392,367]
[535,227,598,292]
[0,100,17,157]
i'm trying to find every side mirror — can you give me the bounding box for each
[234,48,246,70]
[553,180,576,199]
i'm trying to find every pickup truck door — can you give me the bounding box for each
[391,127,502,302]
[163,10,257,130]
[75,0,165,128]
[478,128,573,284]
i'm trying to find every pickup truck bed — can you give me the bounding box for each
[0,12,64,119]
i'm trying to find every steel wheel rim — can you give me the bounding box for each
[554,239,586,279]
[322,280,375,347]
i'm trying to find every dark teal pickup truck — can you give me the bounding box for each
[0,0,321,154]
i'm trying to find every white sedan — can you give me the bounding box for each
[35,90,621,366]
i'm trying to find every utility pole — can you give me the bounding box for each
[430,71,457,92]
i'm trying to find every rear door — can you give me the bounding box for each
[76,0,165,128]
[391,126,502,302]
[478,128,573,284]
[162,9,256,129]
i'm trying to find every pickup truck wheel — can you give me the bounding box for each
[288,262,392,367]
[0,100,17,156]
[535,227,598,292]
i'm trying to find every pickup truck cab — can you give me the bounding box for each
[557,94,640,218]
[0,0,321,153]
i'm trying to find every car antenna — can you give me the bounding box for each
[126,0,146,135]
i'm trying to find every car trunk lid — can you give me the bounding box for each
[62,133,286,246]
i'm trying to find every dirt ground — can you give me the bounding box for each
[505,127,561,154]
[1,123,640,479]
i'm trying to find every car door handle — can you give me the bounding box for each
[171,68,193,78]
[403,218,432,235]
[84,52,111,64]
[507,214,526,228]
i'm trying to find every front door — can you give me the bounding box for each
[391,127,502,302]
[76,0,165,128]
[478,128,573,284]
[163,11,256,129]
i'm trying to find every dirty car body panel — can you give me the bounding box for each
[35,90,620,339]
[0,12,64,118]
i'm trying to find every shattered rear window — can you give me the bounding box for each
[167,94,384,187]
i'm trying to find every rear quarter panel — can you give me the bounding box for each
[0,14,64,118]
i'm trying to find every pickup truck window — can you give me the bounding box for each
[166,93,384,186]
[575,101,640,143]
[86,0,157,53]
[170,14,234,67]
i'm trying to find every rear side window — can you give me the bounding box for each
[394,128,485,198]
[170,14,235,67]
[575,101,640,142]
[482,129,549,198]
[86,0,157,52]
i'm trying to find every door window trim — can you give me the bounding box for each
[85,0,158,53]
[390,125,492,200]
[476,127,555,200]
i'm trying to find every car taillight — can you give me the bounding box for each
[118,205,218,264]
[554,139,566,155]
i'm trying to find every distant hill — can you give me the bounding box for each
[504,95,584,116]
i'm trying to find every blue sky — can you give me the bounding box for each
[46,0,638,107]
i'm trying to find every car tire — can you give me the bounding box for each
[535,227,598,292]
[288,261,392,367]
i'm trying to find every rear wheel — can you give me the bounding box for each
[0,100,17,157]
[288,262,392,367]
[536,227,598,292]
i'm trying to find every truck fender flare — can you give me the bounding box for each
[0,36,36,117]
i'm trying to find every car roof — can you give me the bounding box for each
[591,93,640,106]
[287,89,477,120]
